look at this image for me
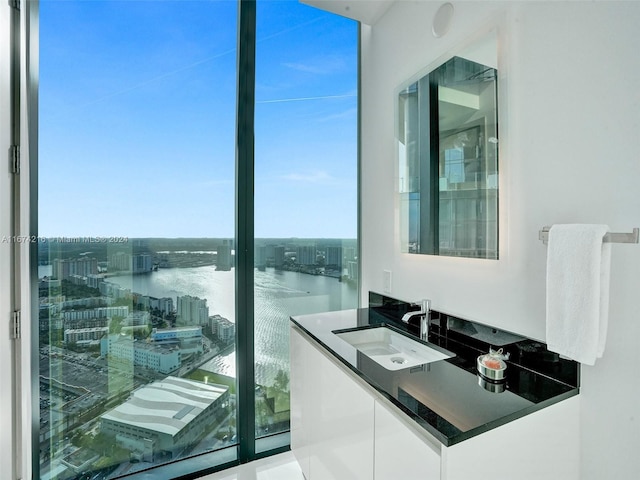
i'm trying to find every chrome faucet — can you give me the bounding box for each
[401,299,431,340]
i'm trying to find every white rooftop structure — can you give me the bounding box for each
[101,377,227,437]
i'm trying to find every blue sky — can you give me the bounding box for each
[39,0,357,239]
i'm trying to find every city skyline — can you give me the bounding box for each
[38,0,358,239]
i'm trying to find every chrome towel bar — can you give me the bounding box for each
[539,226,640,245]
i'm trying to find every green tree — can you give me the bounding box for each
[273,369,289,392]
[109,316,124,334]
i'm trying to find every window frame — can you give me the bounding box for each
[18,0,361,478]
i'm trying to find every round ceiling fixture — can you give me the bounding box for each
[432,3,454,38]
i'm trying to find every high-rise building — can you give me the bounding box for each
[124,311,150,327]
[86,274,103,289]
[149,296,174,316]
[217,240,232,271]
[209,315,235,343]
[62,306,129,321]
[264,244,276,266]
[325,246,343,268]
[109,252,129,271]
[176,295,209,326]
[255,245,266,268]
[64,327,109,346]
[68,274,88,286]
[274,246,285,268]
[344,247,356,261]
[297,245,317,266]
[133,253,153,273]
[347,261,358,281]
[109,252,153,273]
[99,281,132,300]
[52,257,98,280]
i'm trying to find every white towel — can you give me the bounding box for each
[545,224,612,365]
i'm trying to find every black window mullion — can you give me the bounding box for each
[235,0,257,464]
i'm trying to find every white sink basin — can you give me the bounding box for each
[334,326,453,371]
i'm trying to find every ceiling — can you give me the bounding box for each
[300,0,396,25]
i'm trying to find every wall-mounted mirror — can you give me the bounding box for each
[397,38,499,259]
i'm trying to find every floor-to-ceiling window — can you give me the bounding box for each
[38,1,240,478]
[34,1,357,478]
[253,0,358,449]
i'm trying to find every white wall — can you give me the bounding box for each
[360,1,640,478]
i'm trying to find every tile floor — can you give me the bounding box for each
[199,452,305,480]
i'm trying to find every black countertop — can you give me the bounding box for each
[290,307,579,446]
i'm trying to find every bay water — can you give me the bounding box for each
[102,266,356,386]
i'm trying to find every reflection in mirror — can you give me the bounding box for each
[398,54,498,258]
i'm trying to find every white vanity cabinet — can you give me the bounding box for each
[290,324,579,480]
[290,325,375,480]
[374,399,441,480]
[373,385,580,480]
[441,395,579,480]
